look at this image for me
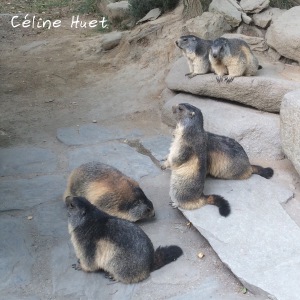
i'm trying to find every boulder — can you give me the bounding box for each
[165,57,300,112]
[252,7,284,28]
[268,47,281,61]
[106,1,129,21]
[162,93,283,159]
[239,0,270,14]
[222,33,268,52]
[241,12,252,24]
[101,31,122,51]
[184,12,231,40]
[136,8,162,24]
[280,89,300,176]
[209,0,242,28]
[266,7,300,64]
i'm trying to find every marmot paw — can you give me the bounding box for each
[224,76,234,83]
[169,201,178,208]
[72,261,82,271]
[216,76,223,83]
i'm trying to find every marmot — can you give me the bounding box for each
[63,162,155,222]
[209,37,261,83]
[66,196,183,284]
[207,132,274,180]
[176,35,213,78]
[163,103,231,217]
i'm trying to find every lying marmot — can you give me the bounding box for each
[67,196,183,284]
[163,103,231,217]
[207,132,273,180]
[209,37,261,83]
[63,162,155,222]
[176,35,213,78]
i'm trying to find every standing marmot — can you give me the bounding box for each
[163,103,231,217]
[67,196,183,284]
[207,132,274,180]
[176,35,213,78]
[63,162,155,222]
[209,37,261,83]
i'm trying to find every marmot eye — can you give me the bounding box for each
[178,106,183,111]
[70,203,74,209]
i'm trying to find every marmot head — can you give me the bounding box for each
[119,186,155,222]
[176,35,199,51]
[172,103,204,129]
[210,37,228,60]
[66,196,97,229]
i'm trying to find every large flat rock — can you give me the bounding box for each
[180,176,298,300]
[0,147,57,176]
[0,175,66,210]
[280,90,300,176]
[68,142,159,181]
[57,124,142,146]
[162,93,283,159]
[166,58,300,113]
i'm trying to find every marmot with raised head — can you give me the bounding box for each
[67,196,183,284]
[163,103,231,217]
[176,35,213,78]
[209,37,261,83]
[63,162,155,222]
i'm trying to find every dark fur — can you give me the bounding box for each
[176,35,213,78]
[209,37,260,83]
[165,103,231,216]
[67,196,183,284]
[64,162,155,222]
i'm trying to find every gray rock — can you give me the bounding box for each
[137,8,162,24]
[165,57,300,112]
[19,40,48,52]
[267,47,281,61]
[0,147,57,176]
[241,12,252,24]
[184,12,232,40]
[162,93,283,159]
[33,200,68,238]
[209,0,242,28]
[140,135,172,161]
[266,7,300,64]
[180,176,297,300]
[57,124,142,146]
[0,175,66,210]
[252,7,284,28]
[106,1,129,20]
[222,33,268,52]
[280,90,300,176]
[0,215,34,290]
[102,31,122,51]
[239,0,270,14]
[68,142,159,180]
[236,23,264,38]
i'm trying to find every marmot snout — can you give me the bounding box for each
[64,162,155,222]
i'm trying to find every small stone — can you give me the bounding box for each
[27,216,33,220]
[197,252,205,259]
[92,120,97,123]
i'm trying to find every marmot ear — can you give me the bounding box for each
[192,37,196,41]
[190,111,195,118]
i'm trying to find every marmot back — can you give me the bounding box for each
[176,35,213,78]
[163,103,231,217]
[209,37,261,83]
[67,196,183,284]
[64,162,155,222]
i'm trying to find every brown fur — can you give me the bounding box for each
[64,162,155,222]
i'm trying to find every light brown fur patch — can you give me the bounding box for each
[174,155,199,178]
[179,196,208,210]
[208,151,233,179]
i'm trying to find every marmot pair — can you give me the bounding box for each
[163,103,273,215]
[176,35,261,83]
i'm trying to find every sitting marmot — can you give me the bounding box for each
[209,37,261,83]
[163,103,231,217]
[63,162,155,222]
[176,35,213,78]
[67,196,183,284]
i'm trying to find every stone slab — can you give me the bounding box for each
[0,215,34,291]
[0,147,57,176]
[166,57,300,113]
[180,176,298,300]
[162,93,283,160]
[0,175,66,210]
[280,89,300,176]
[140,135,172,162]
[57,124,142,146]
[68,142,159,181]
